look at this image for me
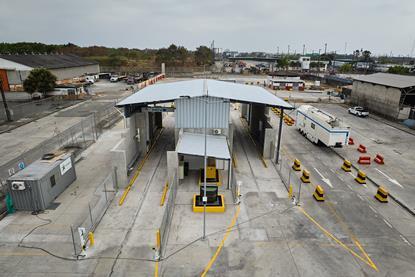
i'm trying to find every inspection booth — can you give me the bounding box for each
[116,79,293,212]
[7,152,76,212]
[176,132,231,212]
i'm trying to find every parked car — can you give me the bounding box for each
[110,75,119,82]
[348,106,369,117]
[85,76,95,84]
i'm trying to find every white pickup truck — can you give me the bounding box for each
[348,106,369,117]
[296,105,350,147]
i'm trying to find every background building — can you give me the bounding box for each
[0,53,99,91]
[351,73,415,120]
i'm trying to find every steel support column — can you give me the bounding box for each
[275,108,284,164]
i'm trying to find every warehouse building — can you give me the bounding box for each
[0,53,100,92]
[352,73,415,119]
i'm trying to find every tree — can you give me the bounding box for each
[388,66,410,75]
[23,68,57,96]
[277,56,289,69]
[289,61,301,68]
[362,50,371,62]
[155,44,191,66]
[194,46,213,66]
[339,63,353,73]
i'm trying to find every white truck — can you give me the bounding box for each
[296,105,350,147]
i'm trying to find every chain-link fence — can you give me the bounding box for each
[0,115,98,212]
[70,171,116,257]
[275,149,307,203]
[0,96,81,123]
[158,172,178,256]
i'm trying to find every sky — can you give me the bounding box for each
[1,0,414,56]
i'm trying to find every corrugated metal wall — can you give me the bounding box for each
[175,96,229,128]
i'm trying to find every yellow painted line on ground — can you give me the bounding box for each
[160,181,169,206]
[154,261,159,277]
[354,239,378,271]
[232,153,238,168]
[201,205,241,277]
[326,202,378,271]
[119,128,164,206]
[298,206,378,271]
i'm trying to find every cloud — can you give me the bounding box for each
[0,0,414,55]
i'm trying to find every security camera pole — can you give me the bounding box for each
[0,79,12,122]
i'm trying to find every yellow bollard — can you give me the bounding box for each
[355,170,367,184]
[288,184,293,198]
[341,160,352,172]
[301,169,311,183]
[313,185,325,201]
[292,159,301,171]
[88,232,95,246]
[375,186,388,203]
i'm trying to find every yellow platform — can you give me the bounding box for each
[199,168,222,186]
[193,194,225,213]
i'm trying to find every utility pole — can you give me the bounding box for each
[302,44,305,55]
[318,49,321,75]
[0,78,12,122]
[211,40,215,65]
[324,43,327,55]
[287,45,290,55]
[277,46,279,56]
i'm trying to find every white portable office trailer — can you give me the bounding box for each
[296,105,350,147]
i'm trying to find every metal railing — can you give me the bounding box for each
[274,148,306,203]
[0,96,80,123]
[70,171,116,257]
[158,172,178,256]
[230,171,241,204]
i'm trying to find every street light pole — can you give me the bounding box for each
[0,79,12,122]
[202,82,208,240]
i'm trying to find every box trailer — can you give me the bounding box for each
[296,105,350,147]
[7,152,76,212]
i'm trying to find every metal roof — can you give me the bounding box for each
[353,73,415,89]
[117,79,293,109]
[8,153,72,181]
[0,53,98,70]
[0,58,33,70]
[176,132,231,160]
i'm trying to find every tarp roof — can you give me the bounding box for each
[176,132,231,160]
[117,79,293,109]
[353,73,415,89]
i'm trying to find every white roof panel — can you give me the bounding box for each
[117,79,292,109]
[176,132,231,160]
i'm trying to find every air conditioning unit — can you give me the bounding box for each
[213,129,222,135]
[11,181,26,191]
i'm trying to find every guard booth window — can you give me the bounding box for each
[50,175,56,187]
